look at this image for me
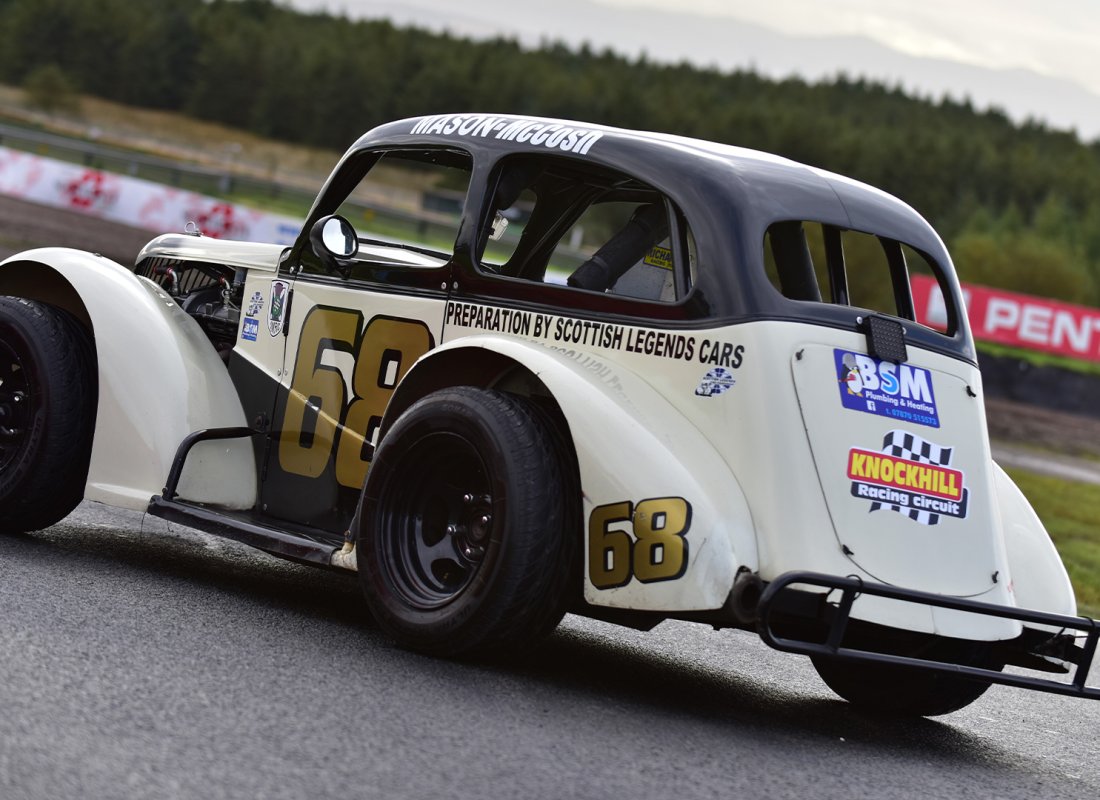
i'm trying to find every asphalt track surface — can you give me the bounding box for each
[2,502,1099,800]
[0,194,153,266]
[992,443,1100,486]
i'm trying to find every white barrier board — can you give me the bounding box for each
[0,145,302,245]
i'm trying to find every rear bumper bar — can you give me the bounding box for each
[757,571,1099,701]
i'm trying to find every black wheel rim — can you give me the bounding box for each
[376,431,497,609]
[0,335,34,472]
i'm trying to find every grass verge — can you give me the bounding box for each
[1005,467,1100,618]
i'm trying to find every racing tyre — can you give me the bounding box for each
[811,641,1000,717]
[0,297,96,534]
[358,387,571,657]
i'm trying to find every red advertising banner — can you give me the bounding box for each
[910,274,1100,364]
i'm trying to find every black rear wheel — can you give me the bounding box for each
[812,636,1001,717]
[0,297,96,534]
[357,387,572,657]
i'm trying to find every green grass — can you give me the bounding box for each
[223,189,313,219]
[1005,467,1100,618]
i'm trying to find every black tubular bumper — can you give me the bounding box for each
[757,571,1100,701]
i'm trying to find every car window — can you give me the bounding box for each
[475,155,693,304]
[301,148,472,277]
[763,221,956,335]
[481,186,536,269]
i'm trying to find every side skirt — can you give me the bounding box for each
[151,424,348,570]
[147,495,344,569]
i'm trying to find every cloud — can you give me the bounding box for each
[592,0,1100,93]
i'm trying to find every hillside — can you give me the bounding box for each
[0,84,340,191]
[1,0,1099,308]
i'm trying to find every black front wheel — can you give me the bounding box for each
[0,297,96,534]
[357,387,572,657]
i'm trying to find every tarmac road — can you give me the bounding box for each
[1,502,1098,800]
[993,443,1100,486]
[0,194,153,265]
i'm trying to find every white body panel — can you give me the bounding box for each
[439,304,1072,637]
[788,337,1017,638]
[993,461,1077,619]
[428,331,757,612]
[0,246,1072,638]
[136,233,284,273]
[0,248,257,510]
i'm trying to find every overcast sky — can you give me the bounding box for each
[601,0,1100,91]
[284,0,1100,140]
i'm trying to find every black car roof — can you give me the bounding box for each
[353,113,951,262]
[310,114,972,362]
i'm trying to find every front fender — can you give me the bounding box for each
[392,336,758,612]
[0,248,256,511]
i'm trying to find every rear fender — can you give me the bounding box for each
[386,336,757,612]
[0,248,256,510]
[992,461,1077,620]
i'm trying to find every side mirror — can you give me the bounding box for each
[309,214,359,275]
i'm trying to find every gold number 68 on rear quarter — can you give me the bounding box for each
[588,497,691,589]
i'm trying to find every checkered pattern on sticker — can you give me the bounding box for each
[873,429,954,525]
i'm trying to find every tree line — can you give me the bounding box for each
[1,0,1099,305]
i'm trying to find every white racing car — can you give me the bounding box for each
[1,113,1096,716]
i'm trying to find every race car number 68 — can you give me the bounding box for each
[589,497,692,589]
[278,306,433,489]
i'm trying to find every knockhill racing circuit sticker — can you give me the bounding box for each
[695,367,736,397]
[268,280,290,337]
[247,291,264,317]
[835,349,940,428]
[847,430,969,525]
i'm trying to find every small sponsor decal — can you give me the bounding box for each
[411,114,603,155]
[443,301,745,368]
[835,349,939,428]
[247,291,264,317]
[268,280,290,337]
[848,430,968,525]
[695,367,736,397]
[643,245,673,270]
[241,317,259,342]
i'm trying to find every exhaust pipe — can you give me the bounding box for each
[728,569,764,625]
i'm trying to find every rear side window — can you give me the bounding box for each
[549,200,678,301]
[763,221,954,335]
[475,155,694,304]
